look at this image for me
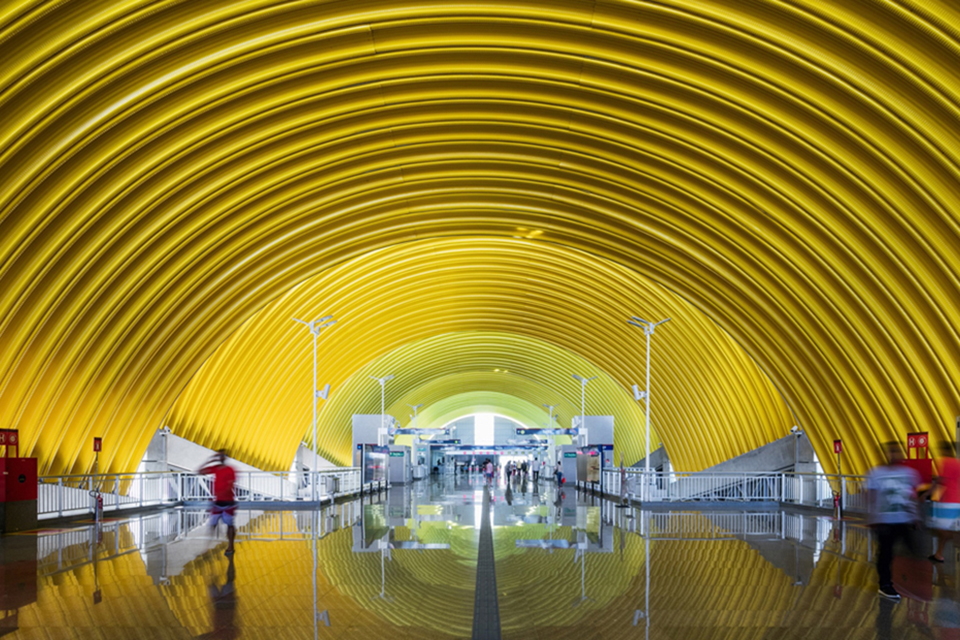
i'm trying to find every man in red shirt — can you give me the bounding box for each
[928,441,960,562]
[199,450,237,555]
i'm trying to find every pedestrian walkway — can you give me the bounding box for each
[1,474,957,639]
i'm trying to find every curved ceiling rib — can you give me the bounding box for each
[0,1,958,475]
[168,239,792,471]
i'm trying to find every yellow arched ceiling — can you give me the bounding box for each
[411,392,557,432]
[1,0,959,475]
[168,239,790,471]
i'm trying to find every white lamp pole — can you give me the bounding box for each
[408,403,423,429]
[572,375,597,447]
[542,403,558,434]
[408,403,423,466]
[628,316,671,482]
[293,315,336,473]
[371,375,395,445]
[543,403,558,468]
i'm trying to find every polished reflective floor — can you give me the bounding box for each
[2,474,959,639]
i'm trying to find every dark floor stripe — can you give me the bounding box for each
[472,486,501,640]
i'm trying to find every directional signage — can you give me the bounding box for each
[516,428,578,436]
[392,428,452,436]
[427,439,461,445]
[445,448,543,456]
[389,451,405,458]
[431,444,544,451]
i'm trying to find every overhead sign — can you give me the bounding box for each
[389,451,405,458]
[564,452,577,458]
[444,445,546,455]
[427,439,461,445]
[438,444,542,451]
[833,439,842,454]
[516,428,578,436]
[392,428,451,436]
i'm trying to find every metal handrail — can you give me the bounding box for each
[597,469,868,512]
[36,467,364,520]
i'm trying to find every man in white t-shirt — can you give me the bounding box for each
[866,442,922,601]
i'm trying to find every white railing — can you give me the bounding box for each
[38,468,363,520]
[596,470,868,512]
[38,472,183,520]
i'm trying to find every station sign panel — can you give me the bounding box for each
[516,428,578,436]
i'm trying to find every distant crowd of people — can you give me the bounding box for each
[468,457,566,488]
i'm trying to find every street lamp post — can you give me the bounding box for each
[370,375,395,446]
[572,375,597,448]
[628,316,671,490]
[543,403,559,471]
[408,403,423,475]
[293,315,336,474]
[408,403,423,430]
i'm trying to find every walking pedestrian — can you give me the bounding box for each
[867,442,922,600]
[198,449,238,556]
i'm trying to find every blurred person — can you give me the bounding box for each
[532,458,540,483]
[867,442,922,600]
[928,441,960,563]
[199,449,237,556]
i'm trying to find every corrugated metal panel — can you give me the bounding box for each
[0,1,957,474]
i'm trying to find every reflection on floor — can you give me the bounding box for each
[1,474,958,638]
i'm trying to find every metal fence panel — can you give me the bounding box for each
[38,468,364,520]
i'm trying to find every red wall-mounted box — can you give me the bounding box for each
[0,458,37,502]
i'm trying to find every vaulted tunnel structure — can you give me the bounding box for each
[2,0,959,476]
